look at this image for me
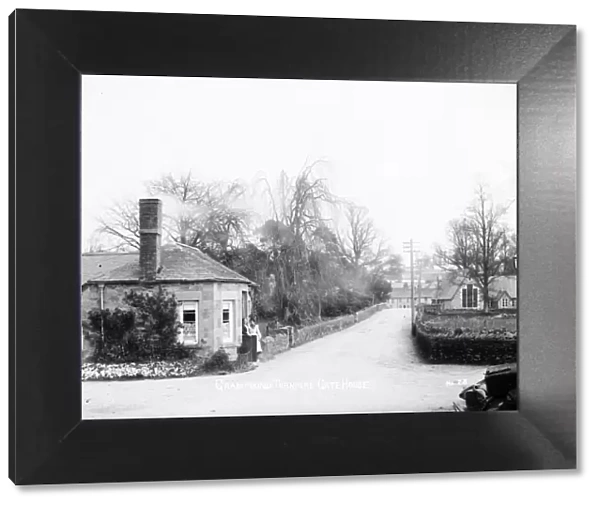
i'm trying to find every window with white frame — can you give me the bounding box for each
[222,300,234,343]
[501,297,509,308]
[179,301,199,345]
[461,284,478,308]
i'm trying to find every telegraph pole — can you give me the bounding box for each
[417,252,422,305]
[403,239,419,324]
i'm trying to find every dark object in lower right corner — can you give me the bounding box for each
[457,364,518,412]
[484,363,517,397]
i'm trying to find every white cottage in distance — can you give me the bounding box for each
[430,274,516,310]
[390,272,517,311]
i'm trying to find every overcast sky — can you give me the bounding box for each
[82,76,516,261]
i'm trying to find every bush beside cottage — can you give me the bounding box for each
[82,288,244,380]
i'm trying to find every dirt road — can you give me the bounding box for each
[83,308,486,419]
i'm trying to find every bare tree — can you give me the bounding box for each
[435,218,475,271]
[436,186,514,310]
[146,172,212,204]
[338,204,386,270]
[147,171,249,257]
[97,199,141,250]
[379,253,404,280]
[257,160,339,322]
[499,230,517,275]
[260,161,336,238]
[97,171,250,262]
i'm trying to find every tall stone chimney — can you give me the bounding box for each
[139,199,162,281]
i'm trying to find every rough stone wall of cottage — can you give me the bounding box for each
[100,283,218,351]
[81,282,249,357]
[81,285,100,323]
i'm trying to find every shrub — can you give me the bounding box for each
[85,287,193,363]
[84,307,137,363]
[203,348,234,373]
[123,288,183,349]
[367,275,392,303]
[253,294,278,321]
[320,289,371,318]
[86,307,136,344]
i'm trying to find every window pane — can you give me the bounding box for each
[464,285,475,308]
[183,310,196,323]
[222,309,230,324]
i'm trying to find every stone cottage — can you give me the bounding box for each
[82,199,255,358]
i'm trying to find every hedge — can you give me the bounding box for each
[414,319,517,365]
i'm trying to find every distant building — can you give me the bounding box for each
[390,269,443,308]
[391,272,517,311]
[432,274,517,310]
[389,280,436,308]
[488,275,517,309]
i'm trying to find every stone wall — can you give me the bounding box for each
[260,303,388,360]
[261,329,293,359]
[356,303,387,323]
[294,314,356,347]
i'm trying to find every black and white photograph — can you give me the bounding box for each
[81,76,517,419]
[8,3,581,489]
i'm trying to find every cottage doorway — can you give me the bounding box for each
[222,300,234,344]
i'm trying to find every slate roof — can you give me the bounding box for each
[82,252,138,283]
[435,275,469,300]
[435,275,517,301]
[489,275,517,299]
[83,243,253,286]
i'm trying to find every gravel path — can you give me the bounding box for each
[82,308,486,419]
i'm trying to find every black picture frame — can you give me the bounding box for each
[9,9,577,485]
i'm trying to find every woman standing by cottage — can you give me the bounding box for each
[248,318,262,357]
